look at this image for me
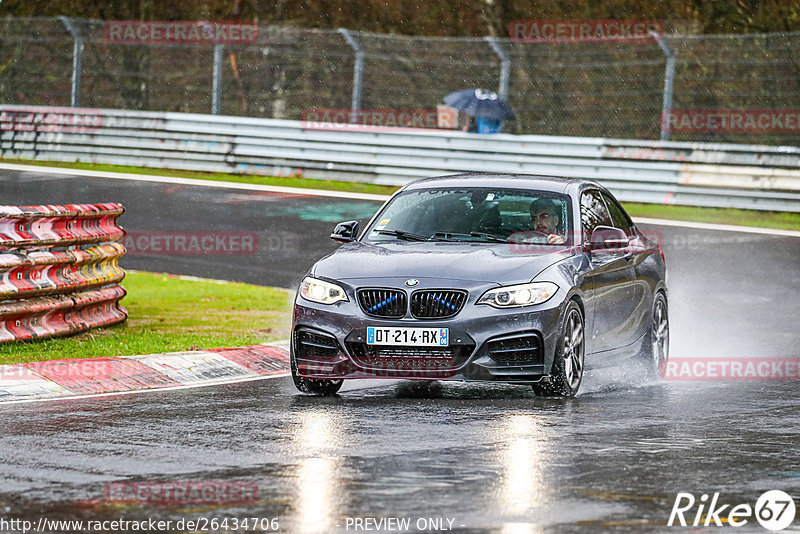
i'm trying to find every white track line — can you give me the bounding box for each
[632,216,800,238]
[2,163,798,237]
[0,163,390,201]
[0,372,290,406]
[126,269,237,285]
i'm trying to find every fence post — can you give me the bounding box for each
[59,16,83,107]
[651,32,675,142]
[212,44,223,115]
[484,37,510,99]
[338,28,364,124]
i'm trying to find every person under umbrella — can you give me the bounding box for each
[443,89,515,133]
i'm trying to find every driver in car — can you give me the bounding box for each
[529,199,566,244]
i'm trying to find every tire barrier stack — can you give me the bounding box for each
[0,203,127,343]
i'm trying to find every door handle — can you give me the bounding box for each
[624,238,635,261]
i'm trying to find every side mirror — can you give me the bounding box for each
[589,225,629,250]
[330,220,359,243]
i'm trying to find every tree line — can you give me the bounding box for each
[1,0,798,36]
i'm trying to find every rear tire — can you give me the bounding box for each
[532,301,585,397]
[291,349,343,396]
[640,292,669,379]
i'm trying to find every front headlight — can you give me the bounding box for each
[477,282,558,308]
[299,277,349,305]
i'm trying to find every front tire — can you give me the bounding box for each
[291,349,343,396]
[640,292,669,379]
[533,301,585,397]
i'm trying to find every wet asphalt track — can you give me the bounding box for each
[1,170,799,532]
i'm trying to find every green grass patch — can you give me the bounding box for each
[623,202,800,231]
[0,271,293,365]
[3,158,798,230]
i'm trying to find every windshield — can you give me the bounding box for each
[363,188,573,245]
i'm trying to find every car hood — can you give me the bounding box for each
[312,241,572,284]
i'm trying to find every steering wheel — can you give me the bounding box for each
[527,229,549,237]
[507,229,549,243]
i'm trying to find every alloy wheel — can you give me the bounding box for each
[651,296,669,376]
[562,307,584,390]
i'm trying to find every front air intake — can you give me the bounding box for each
[357,288,407,318]
[410,290,467,319]
[485,332,543,364]
[294,328,340,358]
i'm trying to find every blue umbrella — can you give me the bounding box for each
[443,89,516,121]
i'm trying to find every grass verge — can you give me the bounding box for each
[2,158,799,230]
[0,271,293,365]
[624,202,800,231]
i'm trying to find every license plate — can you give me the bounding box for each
[366,327,449,347]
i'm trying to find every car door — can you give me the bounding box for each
[601,191,651,343]
[580,189,637,354]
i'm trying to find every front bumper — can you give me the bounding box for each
[291,278,567,383]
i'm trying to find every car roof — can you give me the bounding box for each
[401,173,600,195]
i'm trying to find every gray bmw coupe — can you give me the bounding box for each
[291,174,669,397]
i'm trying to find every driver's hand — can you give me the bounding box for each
[547,234,565,244]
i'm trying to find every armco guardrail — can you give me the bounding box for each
[0,203,127,343]
[1,106,799,212]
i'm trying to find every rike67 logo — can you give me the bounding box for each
[669,490,796,531]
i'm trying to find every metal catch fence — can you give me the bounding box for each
[1,17,798,145]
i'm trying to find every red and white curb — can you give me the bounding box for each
[0,341,290,404]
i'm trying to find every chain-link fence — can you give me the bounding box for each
[1,17,799,145]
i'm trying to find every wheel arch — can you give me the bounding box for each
[655,284,668,299]
[567,292,585,316]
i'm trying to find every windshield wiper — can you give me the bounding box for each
[374,229,434,241]
[432,231,511,243]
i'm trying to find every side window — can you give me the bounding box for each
[580,190,612,242]
[601,192,635,235]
